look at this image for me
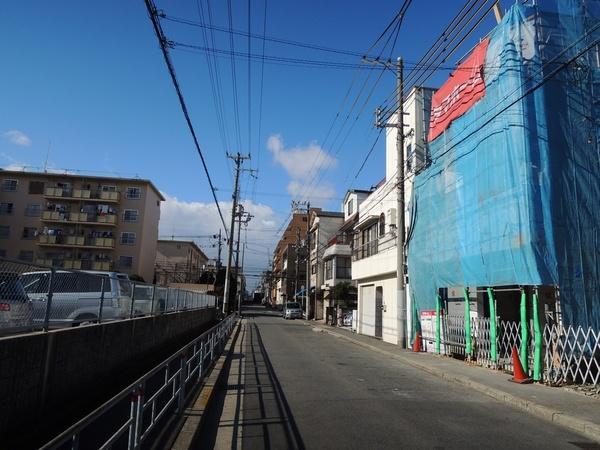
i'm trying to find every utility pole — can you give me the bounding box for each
[375,57,407,348]
[234,205,253,315]
[305,202,311,319]
[217,229,223,268]
[223,152,250,314]
[294,227,300,301]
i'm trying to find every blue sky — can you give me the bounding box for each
[0,1,502,284]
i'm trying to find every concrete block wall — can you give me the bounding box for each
[0,308,216,438]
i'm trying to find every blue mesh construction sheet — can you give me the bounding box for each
[407,1,600,329]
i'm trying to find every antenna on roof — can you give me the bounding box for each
[43,141,51,173]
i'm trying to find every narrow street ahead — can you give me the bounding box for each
[198,306,595,449]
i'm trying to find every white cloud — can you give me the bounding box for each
[3,130,31,146]
[267,134,337,181]
[286,180,337,207]
[266,134,338,206]
[159,193,280,289]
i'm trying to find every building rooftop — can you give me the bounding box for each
[0,169,165,201]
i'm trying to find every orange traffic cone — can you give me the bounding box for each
[509,346,532,384]
[412,331,422,352]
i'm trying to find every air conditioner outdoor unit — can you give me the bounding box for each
[387,207,397,226]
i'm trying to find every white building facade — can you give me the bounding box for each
[352,87,435,345]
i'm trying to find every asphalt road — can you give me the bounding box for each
[205,305,597,450]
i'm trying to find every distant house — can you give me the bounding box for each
[321,190,370,321]
[308,209,344,319]
[154,239,208,285]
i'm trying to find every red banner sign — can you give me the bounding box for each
[428,37,489,142]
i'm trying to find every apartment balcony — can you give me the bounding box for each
[44,187,120,203]
[35,258,113,270]
[41,211,117,226]
[37,235,115,249]
[351,232,398,281]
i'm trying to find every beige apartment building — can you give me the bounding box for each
[0,170,164,281]
[154,239,209,285]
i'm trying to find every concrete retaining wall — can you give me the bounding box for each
[0,308,216,438]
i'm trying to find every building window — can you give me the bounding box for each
[0,249,6,258]
[325,259,333,280]
[0,226,9,239]
[336,256,351,279]
[22,227,38,240]
[0,203,14,215]
[119,255,133,268]
[406,143,413,173]
[123,209,139,222]
[125,187,141,199]
[101,185,117,192]
[25,204,41,217]
[2,179,18,192]
[360,224,378,259]
[379,213,385,237]
[347,198,354,216]
[28,181,45,194]
[311,263,317,275]
[120,232,136,245]
[18,250,34,262]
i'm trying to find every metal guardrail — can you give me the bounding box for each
[0,258,217,335]
[41,314,237,450]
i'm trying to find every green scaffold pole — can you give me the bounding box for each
[532,289,542,381]
[435,293,441,354]
[486,288,497,364]
[463,288,472,357]
[520,289,529,374]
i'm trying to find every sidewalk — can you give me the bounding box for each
[309,322,600,443]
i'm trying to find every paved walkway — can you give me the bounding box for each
[311,322,600,442]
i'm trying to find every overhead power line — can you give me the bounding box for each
[143,0,228,235]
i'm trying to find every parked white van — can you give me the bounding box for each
[21,270,132,327]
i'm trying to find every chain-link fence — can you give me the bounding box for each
[0,258,217,336]
[421,314,600,386]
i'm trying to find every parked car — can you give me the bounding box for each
[283,301,303,320]
[21,270,132,327]
[0,272,33,334]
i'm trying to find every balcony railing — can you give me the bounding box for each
[327,234,352,247]
[352,232,397,261]
[41,211,117,225]
[36,258,113,270]
[38,235,115,249]
[44,187,120,202]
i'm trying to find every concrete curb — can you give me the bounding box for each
[310,324,600,443]
[170,320,241,450]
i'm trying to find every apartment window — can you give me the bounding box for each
[125,187,141,199]
[336,256,351,279]
[28,181,45,194]
[379,213,386,237]
[325,259,333,280]
[101,185,117,192]
[18,250,34,262]
[0,249,6,258]
[123,209,139,222]
[0,203,14,215]
[347,198,354,216]
[2,179,18,192]
[311,263,317,275]
[25,203,41,217]
[22,227,37,240]
[406,143,413,173]
[120,232,136,245]
[119,255,133,268]
[0,226,9,239]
